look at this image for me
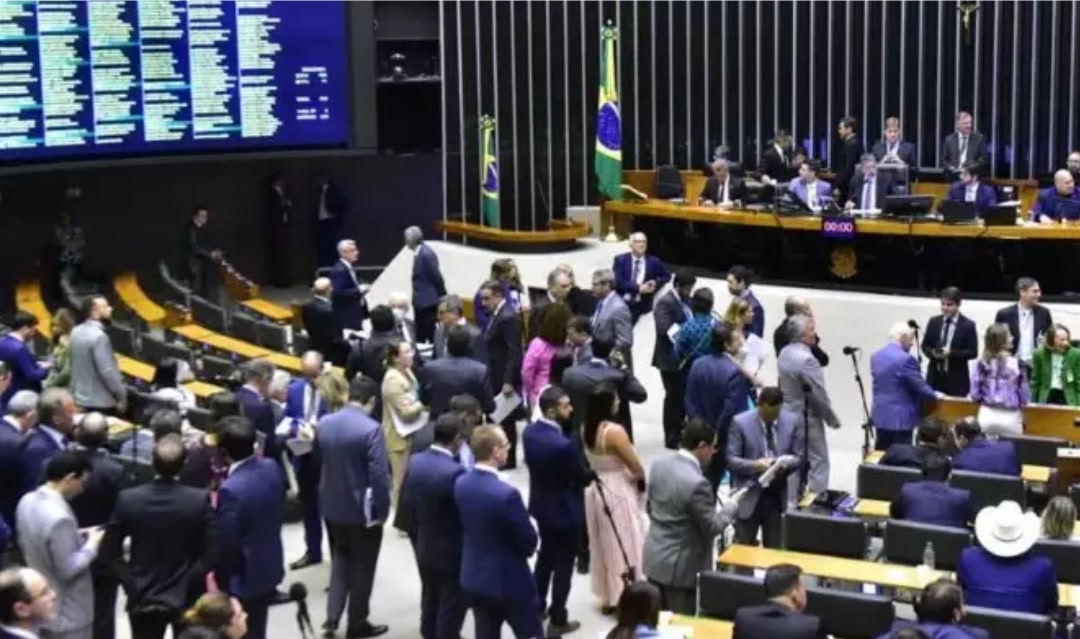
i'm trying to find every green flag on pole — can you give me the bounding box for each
[481,115,500,227]
[594,23,621,201]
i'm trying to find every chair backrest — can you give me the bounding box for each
[1032,539,1080,584]
[161,340,193,365]
[186,406,213,433]
[112,453,155,485]
[882,519,973,571]
[229,312,260,344]
[804,586,895,639]
[105,323,137,357]
[257,320,288,352]
[782,511,868,559]
[655,165,684,199]
[129,390,180,425]
[964,605,1055,639]
[1000,434,1068,467]
[189,295,227,332]
[201,355,235,382]
[948,469,1025,513]
[857,463,922,501]
[292,331,310,356]
[140,333,168,364]
[696,571,765,620]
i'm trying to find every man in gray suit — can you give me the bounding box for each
[433,295,483,361]
[15,451,104,639]
[777,315,841,495]
[589,269,633,363]
[68,297,125,416]
[643,419,739,615]
[727,388,803,548]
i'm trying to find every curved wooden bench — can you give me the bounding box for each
[113,273,192,328]
[15,280,52,335]
[435,218,591,252]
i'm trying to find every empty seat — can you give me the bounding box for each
[105,323,138,357]
[257,320,288,352]
[229,312,260,344]
[696,571,765,620]
[190,295,227,332]
[782,511,868,559]
[128,390,180,424]
[949,470,1025,514]
[1000,434,1068,468]
[964,606,1055,639]
[1032,539,1080,584]
[140,333,168,364]
[292,331,309,355]
[187,406,213,433]
[857,463,921,501]
[201,355,235,382]
[161,340,193,365]
[158,261,191,306]
[882,519,973,571]
[804,587,895,639]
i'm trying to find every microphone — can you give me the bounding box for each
[907,319,920,331]
[842,346,860,355]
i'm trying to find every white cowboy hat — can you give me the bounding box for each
[973,501,1041,558]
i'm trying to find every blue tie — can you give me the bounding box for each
[861,179,873,210]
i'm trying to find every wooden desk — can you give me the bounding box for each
[931,397,1080,444]
[863,450,1052,484]
[114,273,168,326]
[240,298,294,323]
[172,325,306,374]
[15,280,52,336]
[665,614,732,639]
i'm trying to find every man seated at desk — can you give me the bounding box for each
[880,418,950,469]
[890,457,972,529]
[787,160,832,211]
[844,154,896,212]
[698,158,747,208]
[877,579,989,639]
[951,417,1020,477]
[1031,169,1080,224]
[945,166,998,216]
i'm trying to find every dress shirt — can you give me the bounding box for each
[632,256,646,286]
[676,449,701,471]
[774,144,785,165]
[38,424,67,449]
[1,416,20,435]
[303,381,318,423]
[941,316,956,350]
[429,444,454,458]
[759,417,777,458]
[0,625,38,639]
[806,181,819,207]
[886,142,899,158]
[474,463,500,477]
[1018,305,1035,364]
[1051,353,1064,391]
[965,183,978,202]
[228,455,257,477]
[958,135,969,166]
[340,258,360,288]
[716,176,731,203]
[861,176,877,210]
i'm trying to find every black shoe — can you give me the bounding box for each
[346,623,388,638]
[575,557,589,575]
[546,620,581,637]
[600,606,617,616]
[289,554,322,570]
[322,622,337,638]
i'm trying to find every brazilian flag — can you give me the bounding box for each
[481,115,500,227]
[595,24,621,201]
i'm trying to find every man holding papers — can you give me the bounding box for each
[727,388,802,548]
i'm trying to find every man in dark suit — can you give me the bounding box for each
[727,265,765,338]
[399,415,467,639]
[612,233,671,325]
[759,130,797,183]
[922,287,979,397]
[727,388,802,548]
[732,564,827,639]
[101,436,215,639]
[528,268,574,341]
[0,567,58,638]
[316,175,349,268]
[773,298,829,367]
[941,111,988,177]
[834,116,864,202]
[945,166,998,216]
[881,418,950,469]
[234,360,280,469]
[68,414,124,639]
[0,312,50,408]
[890,458,972,529]
[698,158,749,208]
[213,416,285,639]
[870,117,917,168]
[994,277,1052,369]
[345,305,399,384]
[330,239,369,331]
[883,579,989,639]
[317,376,390,638]
[561,338,647,443]
[405,226,446,345]
[20,388,75,494]
[0,390,34,550]
[844,153,896,211]
[433,296,484,361]
[183,206,220,298]
[522,387,588,637]
[652,270,696,449]
[0,362,10,413]
[283,352,329,571]
[952,418,1021,477]
[420,326,495,418]
[302,277,344,366]
[685,323,749,489]
[262,171,293,287]
[478,280,524,470]
[454,425,544,639]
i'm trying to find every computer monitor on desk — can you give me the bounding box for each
[883,195,934,218]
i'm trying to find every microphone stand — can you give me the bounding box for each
[847,349,874,457]
[912,326,923,365]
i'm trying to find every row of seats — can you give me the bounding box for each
[858,464,1025,513]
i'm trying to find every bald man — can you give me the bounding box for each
[0,567,58,635]
[284,352,328,570]
[1031,169,1080,224]
[301,278,344,365]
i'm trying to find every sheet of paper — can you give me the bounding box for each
[392,408,429,438]
[285,437,313,457]
[659,626,693,638]
[275,416,296,437]
[666,322,681,342]
[490,391,523,424]
[758,455,798,487]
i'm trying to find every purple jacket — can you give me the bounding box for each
[968,356,1030,410]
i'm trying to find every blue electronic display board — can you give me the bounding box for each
[0,0,349,161]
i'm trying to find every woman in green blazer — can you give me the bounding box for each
[1031,324,1080,405]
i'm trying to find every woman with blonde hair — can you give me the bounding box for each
[1041,496,1077,540]
[723,298,769,380]
[179,593,248,639]
[381,339,425,506]
[969,323,1029,436]
[44,307,76,388]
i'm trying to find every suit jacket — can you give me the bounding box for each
[957,546,1058,615]
[68,448,124,528]
[214,457,285,598]
[0,420,24,530]
[399,448,464,574]
[316,405,391,525]
[733,603,827,639]
[787,179,834,209]
[727,409,802,518]
[411,243,446,310]
[19,426,64,494]
[433,321,484,361]
[16,485,95,634]
[685,354,749,435]
[922,313,978,397]
[890,480,972,528]
[698,175,748,204]
[345,330,397,384]
[874,621,988,639]
[952,438,1021,476]
[834,135,864,200]
[740,291,765,338]
[942,131,988,171]
[1030,346,1080,405]
[454,468,539,600]
[871,139,917,167]
[591,292,634,356]
[946,181,999,214]
[643,452,733,589]
[652,290,692,372]
[301,296,343,365]
[846,171,897,209]
[994,304,1053,359]
[774,319,830,367]
[284,379,328,430]
[612,254,670,319]
[0,335,47,407]
[184,221,215,281]
[870,342,937,431]
[522,419,588,529]
[101,478,216,612]
[420,356,494,418]
[69,320,125,410]
[778,343,841,431]
[329,259,367,330]
[235,386,278,462]
[483,303,523,392]
[760,145,796,181]
[560,360,647,439]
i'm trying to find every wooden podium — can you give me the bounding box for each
[1055,448,1080,495]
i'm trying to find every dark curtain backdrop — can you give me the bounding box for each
[442,0,1080,230]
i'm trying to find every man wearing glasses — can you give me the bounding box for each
[0,567,58,639]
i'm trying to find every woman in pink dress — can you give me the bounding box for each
[583,385,646,613]
[522,302,572,406]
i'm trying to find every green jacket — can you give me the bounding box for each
[1030,346,1080,405]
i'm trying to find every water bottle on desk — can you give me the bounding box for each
[923,542,936,570]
